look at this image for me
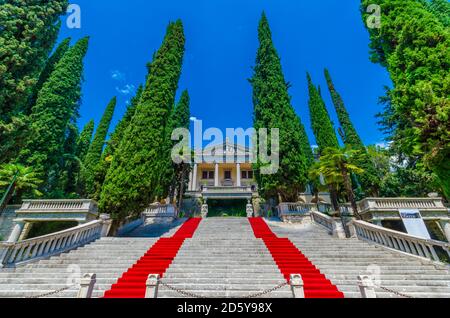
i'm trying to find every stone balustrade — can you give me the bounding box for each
[19,199,98,213]
[142,204,177,218]
[358,197,446,214]
[278,203,316,216]
[349,220,450,263]
[0,215,111,268]
[310,211,346,239]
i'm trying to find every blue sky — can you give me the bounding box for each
[58,0,391,147]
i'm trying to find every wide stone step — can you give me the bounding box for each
[157,290,293,298]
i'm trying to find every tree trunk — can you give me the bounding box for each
[329,185,339,212]
[342,166,362,220]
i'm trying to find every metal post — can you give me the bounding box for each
[145,274,160,298]
[77,273,97,298]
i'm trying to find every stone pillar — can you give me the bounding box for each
[290,274,305,298]
[246,200,254,218]
[214,163,219,187]
[18,222,33,241]
[358,275,377,298]
[188,170,193,191]
[444,222,450,243]
[201,202,208,219]
[236,163,241,187]
[192,164,198,192]
[7,221,25,243]
[99,214,113,237]
[145,274,160,298]
[77,273,96,298]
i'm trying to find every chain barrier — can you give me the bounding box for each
[25,284,77,299]
[159,281,289,299]
[377,285,414,298]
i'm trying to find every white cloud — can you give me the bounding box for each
[111,70,125,81]
[115,84,135,95]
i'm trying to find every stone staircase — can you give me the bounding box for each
[0,222,184,298]
[158,218,292,298]
[267,220,450,298]
[0,217,449,298]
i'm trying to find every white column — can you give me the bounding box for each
[236,163,241,187]
[192,164,198,191]
[214,164,219,187]
[188,169,193,191]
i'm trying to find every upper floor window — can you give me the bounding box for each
[241,170,254,179]
[202,171,215,180]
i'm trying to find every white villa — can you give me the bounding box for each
[185,140,331,205]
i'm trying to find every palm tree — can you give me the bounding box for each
[309,147,364,220]
[0,164,43,207]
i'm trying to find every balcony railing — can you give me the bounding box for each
[19,199,98,212]
[350,220,450,263]
[358,197,446,214]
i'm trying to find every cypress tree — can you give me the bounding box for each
[18,37,90,180]
[0,0,68,121]
[82,97,117,197]
[156,90,191,201]
[250,13,310,201]
[60,123,80,196]
[91,86,143,201]
[76,120,95,161]
[361,0,450,198]
[27,38,72,114]
[307,73,339,153]
[426,0,450,27]
[100,21,185,221]
[324,69,380,195]
[307,73,340,209]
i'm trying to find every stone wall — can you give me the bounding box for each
[0,205,20,241]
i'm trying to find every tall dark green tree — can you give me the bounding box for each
[27,38,72,114]
[250,12,311,202]
[361,0,450,198]
[426,0,450,27]
[59,123,80,196]
[156,90,191,202]
[307,73,339,153]
[18,37,90,182]
[100,21,185,221]
[76,120,95,162]
[92,86,143,201]
[307,73,340,208]
[324,69,380,196]
[0,0,68,121]
[82,97,117,197]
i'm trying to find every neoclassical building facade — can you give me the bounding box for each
[186,141,331,205]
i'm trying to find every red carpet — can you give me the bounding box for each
[103,218,202,298]
[249,217,344,298]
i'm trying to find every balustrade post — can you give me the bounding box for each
[444,222,450,243]
[290,274,305,298]
[347,222,357,238]
[358,275,377,298]
[7,221,25,243]
[77,273,97,298]
[0,243,13,268]
[99,214,112,237]
[145,274,160,298]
